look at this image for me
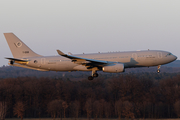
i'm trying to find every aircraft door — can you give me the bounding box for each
[157,52,162,59]
[132,53,137,60]
[41,58,46,64]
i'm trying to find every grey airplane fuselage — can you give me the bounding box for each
[26,50,177,72]
[4,33,177,80]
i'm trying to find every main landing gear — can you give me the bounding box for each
[88,69,99,80]
[157,65,161,73]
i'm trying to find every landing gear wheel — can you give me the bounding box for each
[93,73,98,77]
[88,76,94,80]
[157,65,161,73]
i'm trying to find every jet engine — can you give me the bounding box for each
[102,63,124,73]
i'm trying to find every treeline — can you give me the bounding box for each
[0,74,180,119]
[1,65,180,79]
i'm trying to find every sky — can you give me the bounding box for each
[0,0,180,66]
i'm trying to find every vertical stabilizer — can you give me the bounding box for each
[4,33,41,58]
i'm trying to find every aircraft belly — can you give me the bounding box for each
[124,57,157,67]
[73,65,90,71]
[144,58,157,66]
[53,62,76,71]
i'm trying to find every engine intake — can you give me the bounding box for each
[102,63,124,73]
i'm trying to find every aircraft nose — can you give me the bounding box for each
[174,55,177,60]
[168,54,177,63]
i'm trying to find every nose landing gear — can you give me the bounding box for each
[157,65,161,73]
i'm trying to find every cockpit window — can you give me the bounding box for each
[166,53,172,56]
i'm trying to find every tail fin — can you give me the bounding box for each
[4,33,41,58]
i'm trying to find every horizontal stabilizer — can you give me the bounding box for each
[5,57,29,62]
[5,57,30,65]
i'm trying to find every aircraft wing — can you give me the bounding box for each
[57,50,108,69]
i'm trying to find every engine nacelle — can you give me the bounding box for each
[102,63,124,73]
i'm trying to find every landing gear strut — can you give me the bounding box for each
[157,65,161,73]
[88,69,99,80]
[88,73,99,80]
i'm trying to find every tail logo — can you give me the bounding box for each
[15,41,22,48]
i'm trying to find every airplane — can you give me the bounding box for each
[4,33,177,80]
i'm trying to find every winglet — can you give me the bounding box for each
[57,50,66,56]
